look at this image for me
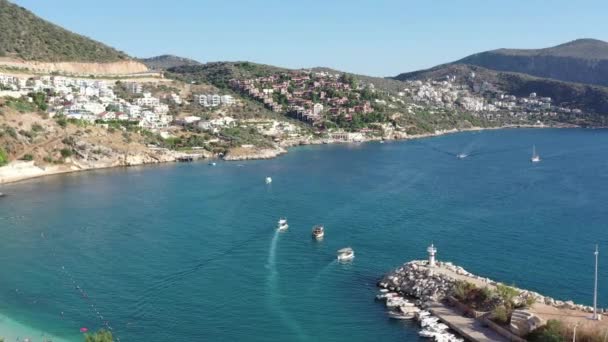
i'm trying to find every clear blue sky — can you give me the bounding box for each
[11,0,608,76]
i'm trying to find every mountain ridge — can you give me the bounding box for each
[454,38,608,87]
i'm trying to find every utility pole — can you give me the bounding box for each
[594,244,600,320]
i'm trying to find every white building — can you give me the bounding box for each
[220,95,235,106]
[135,93,160,107]
[125,82,143,94]
[195,94,222,107]
[313,103,324,115]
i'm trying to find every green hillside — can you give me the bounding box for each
[0,0,129,62]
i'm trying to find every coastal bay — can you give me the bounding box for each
[1,128,608,341]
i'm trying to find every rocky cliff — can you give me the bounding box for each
[0,58,150,76]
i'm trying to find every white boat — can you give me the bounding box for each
[456,153,468,159]
[531,145,541,163]
[265,177,272,184]
[209,162,217,166]
[337,247,354,261]
[419,329,436,338]
[312,225,324,240]
[387,311,415,320]
[277,218,288,231]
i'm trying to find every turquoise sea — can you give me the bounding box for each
[2,128,608,341]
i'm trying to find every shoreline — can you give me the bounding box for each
[0,123,576,186]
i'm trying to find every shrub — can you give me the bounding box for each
[31,123,44,132]
[491,305,510,325]
[84,329,113,342]
[56,116,68,128]
[527,320,565,342]
[0,147,8,166]
[60,148,72,158]
[21,154,33,161]
[496,284,519,309]
[453,280,476,302]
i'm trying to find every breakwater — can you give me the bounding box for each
[378,258,604,341]
[378,260,597,313]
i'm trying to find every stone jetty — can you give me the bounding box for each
[379,259,597,313]
[377,245,606,341]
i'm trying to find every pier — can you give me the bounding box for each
[427,302,508,342]
[379,244,608,341]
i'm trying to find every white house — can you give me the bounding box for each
[220,95,235,105]
[135,93,160,107]
[313,103,324,115]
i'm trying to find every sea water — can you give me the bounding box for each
[1,128,608,341]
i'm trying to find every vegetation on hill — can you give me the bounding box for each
[455,39,608,87]
[0,0,129,62]
[167,61,289,88]
[140,55,202,70]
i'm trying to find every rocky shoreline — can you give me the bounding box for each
[0,123,571,186]
[0,149,204,185]
[379,260,597,314]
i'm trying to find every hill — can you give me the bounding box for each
[167,61,289,88]
[0,0,129,62]
[456,39,608,87]
[394,63,608,120]
[140,55,202,70]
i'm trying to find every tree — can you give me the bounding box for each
[84,329,113,342]
[0,147,8,166]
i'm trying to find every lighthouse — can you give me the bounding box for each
[427,244,437,268]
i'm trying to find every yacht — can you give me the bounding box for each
[277,218,288,231]
[312,225,324,240]
[337,247,354,261]
[531,145,541,163]
[265,177,272,184]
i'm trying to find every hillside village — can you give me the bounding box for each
[0,68,588,153]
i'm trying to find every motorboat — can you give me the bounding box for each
[312,225,324,240]
[387,311,415,320]
[209,162,217,166]
[277,218,288,231]
[265,177,272,184]
[531,145,541,163]
[456,153,468,159]
[337,247,354,261]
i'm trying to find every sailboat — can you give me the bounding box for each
[531,145,541,163]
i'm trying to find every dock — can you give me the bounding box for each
[427,302,508,342]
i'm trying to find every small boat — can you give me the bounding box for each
[456,153,467,159]
[209,162,217,166]
[531,145,541,163]
[380,140,385,144]
[277,218,288,231]
[0,192,4,197]
[265,177,272,184]
[337,247,355,261]
[312,225,324,240]
[419,330,436,338]
[387,311,415,320]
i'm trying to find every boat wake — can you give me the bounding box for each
[307,260,337,297]
[267,230,308,341]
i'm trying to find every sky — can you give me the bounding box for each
[11,0,608,76]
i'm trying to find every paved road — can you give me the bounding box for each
[428,302,508,342]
